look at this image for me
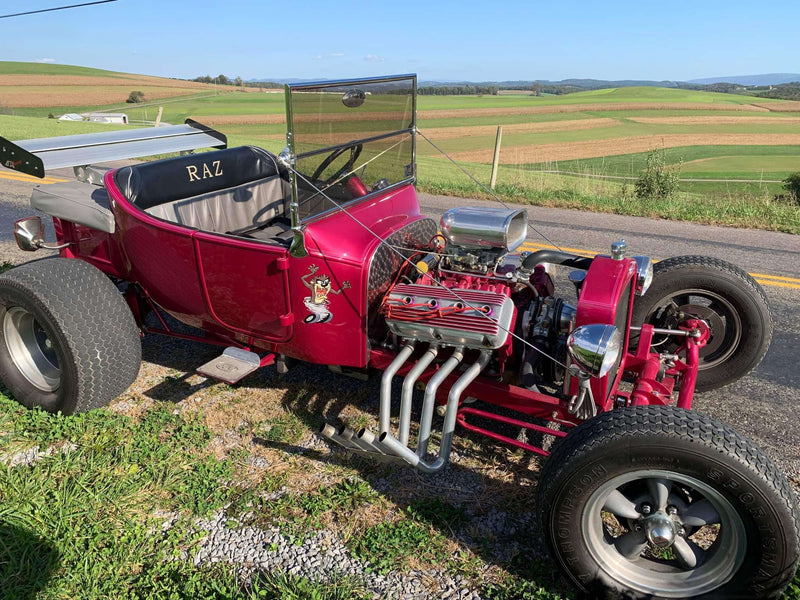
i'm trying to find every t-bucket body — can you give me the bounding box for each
[54,76,428,368]
[2,75,797,600]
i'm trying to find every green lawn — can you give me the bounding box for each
[523,145,800,179]
[0,114,129,140]
[0,385,571,600]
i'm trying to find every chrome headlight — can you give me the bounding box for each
[632,256,653,296]
[566,324,622,378]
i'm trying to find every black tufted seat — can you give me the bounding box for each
[114,146,291,238]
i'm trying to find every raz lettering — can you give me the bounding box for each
[187,161,224,182]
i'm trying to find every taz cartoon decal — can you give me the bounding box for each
[301,264,350,324]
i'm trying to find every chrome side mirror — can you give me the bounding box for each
[14,217,45,251]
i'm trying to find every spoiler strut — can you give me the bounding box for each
[0,118,227,179]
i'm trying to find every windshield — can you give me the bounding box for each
[285,75,416,221]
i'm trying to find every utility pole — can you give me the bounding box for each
[490,125,503,189]
[155,106,163,127]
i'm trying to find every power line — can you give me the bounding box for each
[0,0,118,19]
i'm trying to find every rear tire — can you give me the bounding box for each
[538,406,799,599]
[0,259,141,414]
[630,255,772,392]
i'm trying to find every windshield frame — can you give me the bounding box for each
[284,74,417,225]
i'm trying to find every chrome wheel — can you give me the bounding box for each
[583,469,746,598]
[3,306,60,392]
[646,288,741,370]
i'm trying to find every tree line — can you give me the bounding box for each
[191,75,283,89]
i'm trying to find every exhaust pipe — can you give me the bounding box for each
[379,343,415,434]
[417,348,464,457]
[399,345,438,445]
[380,351,491,473]
[357,428,396,456]
[319,423,361,452]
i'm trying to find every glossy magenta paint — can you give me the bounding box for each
[574,255,637,408]
[101,172,428,367]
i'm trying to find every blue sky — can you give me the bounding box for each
[1,0,798,81]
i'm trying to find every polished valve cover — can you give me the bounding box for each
[382,283,515,349]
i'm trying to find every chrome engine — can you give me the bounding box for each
[383,283,515,349]
[379,206,578,390]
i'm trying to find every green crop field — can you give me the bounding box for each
[1,62,799,232]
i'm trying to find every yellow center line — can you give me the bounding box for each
[749,272,800,283]
[518,241,800,289]
[753,279,800,290]
[0,171,67,185]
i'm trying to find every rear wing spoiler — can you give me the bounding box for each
[0,119,227,179]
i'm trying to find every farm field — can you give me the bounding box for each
[1,62,799,232]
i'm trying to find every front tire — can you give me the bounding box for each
[0,259,141,414]
[631,255,772,392]
[538,406,799,599]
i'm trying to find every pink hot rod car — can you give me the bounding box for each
[1,75,797,599]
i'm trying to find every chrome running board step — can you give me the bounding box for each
[197,347,260,384]
[320,342,491,472]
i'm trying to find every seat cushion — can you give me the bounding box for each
[114,146,283,211]
[145,177,289,234]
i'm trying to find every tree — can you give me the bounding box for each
[783,172,800,204]
[234,76,243,87]
[126,90,145,103]
[635,147,681,200]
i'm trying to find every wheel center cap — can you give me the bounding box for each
[644,513,676,548]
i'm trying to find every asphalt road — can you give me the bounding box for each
[0,173,797,482]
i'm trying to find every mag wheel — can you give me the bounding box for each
[538,406,800,599]
[0,259,142,415]
[631,255,772,392]
[3,306,61,392]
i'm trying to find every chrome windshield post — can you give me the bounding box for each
[279,96,308,258]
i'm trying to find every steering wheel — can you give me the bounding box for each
[310,144,363,186]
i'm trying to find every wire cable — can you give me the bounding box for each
[1,0,118,19]
[416,128,565,253]
[283,161,575,373]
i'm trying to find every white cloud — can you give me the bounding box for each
[35,58,56,63]
[314,52,345,60]
[364,54,385,63]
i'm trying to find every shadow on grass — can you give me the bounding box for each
[0,522,59,600]
[135,315,569,592]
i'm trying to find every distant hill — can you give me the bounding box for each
[0,61,214,110]
[687,73,800,86]
[419,79,683,89]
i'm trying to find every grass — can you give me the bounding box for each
[523,144,800,179]
[0,61,132,78]
[0,329,798,598]
[416,155,800,234]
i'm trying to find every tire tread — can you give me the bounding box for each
[0,259,141,412]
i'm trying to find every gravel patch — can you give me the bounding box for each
[0,441,77,467]
[189,511,483,600]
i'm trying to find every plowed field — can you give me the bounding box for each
[450,133,800,163]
